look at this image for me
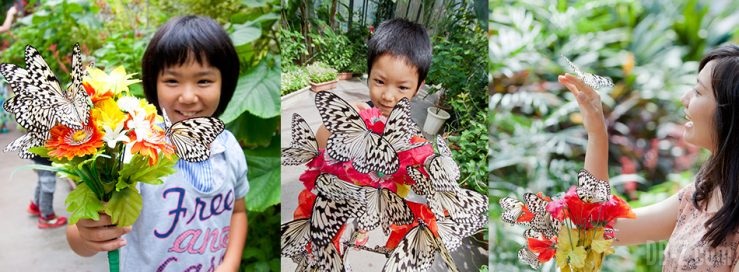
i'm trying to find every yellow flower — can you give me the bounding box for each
[84,66,140,96]
[556,227,588,270]
[92,98,127,130]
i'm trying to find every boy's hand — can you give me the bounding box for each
[559,73,607,134]
[75,214,131,252]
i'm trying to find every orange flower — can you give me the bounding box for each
[46,117,104,160]
[127,112,174,165]
[83,81,114,105]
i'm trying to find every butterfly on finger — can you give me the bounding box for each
[282,113,319,166]
[561,55,614,90]
[161,109,225,162]
[315,91,424,175]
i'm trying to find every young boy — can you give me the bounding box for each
[315,18,432,148]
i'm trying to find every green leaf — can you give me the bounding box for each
[65,183,103,224]
[220,57,280,122]
[244,137,280,212]
[231,24,262,46]
[118,154,177,187]
[103,186,143,227]
[226,111,279,148]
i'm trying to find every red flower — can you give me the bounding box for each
[527,236,557,262]
[546,187,635,229]
[46,117,104,160]
[386,201,438,250]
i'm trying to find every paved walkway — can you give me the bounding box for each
[0,127,107,270]
[280,79,487,271]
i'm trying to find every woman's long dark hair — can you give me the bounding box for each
[693,44,739,248]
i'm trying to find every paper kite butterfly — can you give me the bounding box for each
[562,55,614,90]
[281,113,319,165]
[315,91,423,174]
[1,44,90,158]
[161,109,225,162]
[576,169,611,203]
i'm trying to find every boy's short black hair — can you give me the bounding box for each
[142,15,240,118]
[367,18,432,90]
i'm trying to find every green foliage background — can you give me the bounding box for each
[0,0,280,270]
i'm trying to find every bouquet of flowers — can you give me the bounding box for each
[280,91,488,271]
[500,169,635,271]
[1,44,223,271]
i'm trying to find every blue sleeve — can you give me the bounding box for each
[224,130,249,198]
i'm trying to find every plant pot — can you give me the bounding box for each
[423,106,450,135]
[337,72,353,80]
[310,80,338,92]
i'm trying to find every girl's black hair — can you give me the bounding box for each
[693,44,739,248]
[142,15,240,118]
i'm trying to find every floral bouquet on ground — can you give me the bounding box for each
[280,91,488,271]
[1,44,224,271]
[499,169,636,271]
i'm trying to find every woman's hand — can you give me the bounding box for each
[559,73,609,181]
[559,73,607,134]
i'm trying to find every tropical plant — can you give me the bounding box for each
[281,66,309,95]
[306,61,337,83]
[309,23,352,71]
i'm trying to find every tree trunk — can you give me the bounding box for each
[329,0,338,30]
[299,0,312,65]
[348,0,354,31]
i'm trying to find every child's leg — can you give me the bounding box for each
[36,169,56,218]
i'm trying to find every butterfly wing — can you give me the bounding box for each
[309,194,364,247]
[59,43,90,128]
[316,91,400,174]
[314,174,366,206]
[379,188,414,235]
[425,154,460,192]
[313,243,345,272]
[436,214,486,251]
[518,247,541,269]
[430,188,487,221]
[383,223,435,272]
[499,197,524,225]
[576,169,611,203]
[281,218,311,258]
[383,97,424,152]
[282,113,319,165]
[407,166,432,196]
[383,221,459,272]
[167,116,225,162]
[562,54,614,90]
[4,131,47,158]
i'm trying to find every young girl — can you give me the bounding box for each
[561,45,739,270]
[66,16,248,271]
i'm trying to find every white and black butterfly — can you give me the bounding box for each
[281,218,311,259]
[315,91,423,174]
[518,247,541,269]
[162,109,225,162]
[281,218,345,272]
[1,44,91,158]
[355,186,414,235]
[422,136,460,191]
[562,55,614,90]
[282,113,319,166]
[576,169,611,203]
[499,197,525,225]
[408,166,487,221]
[309,174,372,247]
[436,214,487,251]
[382,219,459,272]
[523,193,560,237]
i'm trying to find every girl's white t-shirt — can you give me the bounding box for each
[120,130,249,271]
